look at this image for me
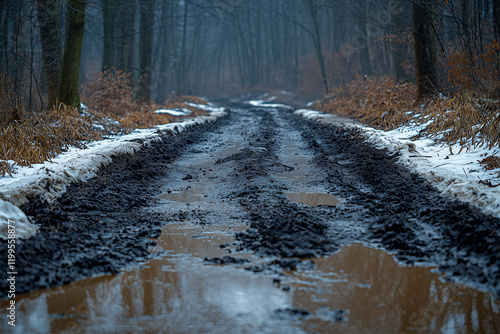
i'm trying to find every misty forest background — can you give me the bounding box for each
[1,0,500,176]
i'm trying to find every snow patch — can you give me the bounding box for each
[155,108,192,116]
[0,199,38,239]
[185,102,226,113]
[248,100,294,110]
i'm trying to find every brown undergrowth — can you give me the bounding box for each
[0,69,209,177]
[313,76,416,131]
[314,67,500,186]
[315,78,500,151]
[315,42,500,152]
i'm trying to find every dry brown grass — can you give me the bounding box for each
[1,69,210,177]
[480,155,500,171]
[0,105,96,176]
[316,75,500,151]
[0,68,212,177]
[81,68,208,130]
[314,76,417,130]
[80,69,138,117]
[0,99,209,177]
[118,97,208,130]
[420,96,500,149]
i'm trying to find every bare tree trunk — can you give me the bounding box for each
[304,0,329,94]
[392,1,410,82]
[0,2,4,67]
[174,0,188,96]
[493,0,500,38]
[462,0,473,58]
[156,0,172,102]
[116,0,136,75]
[355,0,372,77]
[136,0,155,102]
[413,2,438,100]
[101,0,118,70]
[37,0,62,108]
[58,0,86,108]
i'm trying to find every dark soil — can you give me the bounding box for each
[2,104,500,299]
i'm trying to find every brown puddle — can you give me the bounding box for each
[285,192,340,207]
[287,244,500,333]
[159,186,212,203]
[1,229,498,333]
[155,222,248,258]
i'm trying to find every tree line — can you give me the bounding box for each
[0,0,499,114]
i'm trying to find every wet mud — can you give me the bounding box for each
[292,116,500,297]
[0,117,228,295]
[1,103,500,332]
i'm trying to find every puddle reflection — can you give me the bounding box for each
[289,244,500,333]
[1,230,498,333]
[0,222,294,333]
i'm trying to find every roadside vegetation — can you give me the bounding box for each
[0,69,208,177]
[314,39,500,175]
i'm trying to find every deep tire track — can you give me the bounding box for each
[291,113,500,297]
[220,109,338,260]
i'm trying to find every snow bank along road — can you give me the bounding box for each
[1,103,500,302]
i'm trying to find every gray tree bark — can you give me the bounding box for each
[493,0,500,37]
[116,0,136,75]
[136,0,155,102]
[355,0,372,77]
[391,1,411,83]
[58,0,86,108]
[101,0,118,70]
[413,2,438,100]
[304,0,329,94]
[37,0,62,108]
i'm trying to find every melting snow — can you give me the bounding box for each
[0,199,38,240]
[155,108,192,116]
[248,100,294,110]
[185,102,226,113]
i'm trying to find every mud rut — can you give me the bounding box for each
[2,105,500,302]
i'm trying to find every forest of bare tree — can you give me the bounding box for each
[1,0,498,111]
[0,0,499,174]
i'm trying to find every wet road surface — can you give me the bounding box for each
[1,105,500,333]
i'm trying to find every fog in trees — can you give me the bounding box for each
[79,0,411,102]
[1,0,499,110]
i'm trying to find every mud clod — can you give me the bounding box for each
[273,308,311,319]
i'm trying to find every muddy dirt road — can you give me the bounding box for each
[1,104,500,333]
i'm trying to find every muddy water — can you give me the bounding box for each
[2,222,499,334]
[159,186,209,203]
[285,192,340,207]
[288,245,500,333]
